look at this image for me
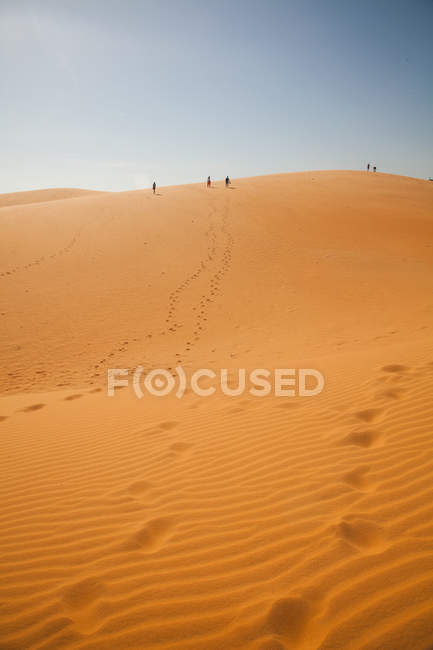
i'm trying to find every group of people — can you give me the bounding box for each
[367,163,377,172]
[207,176,231,188]
[151,176,231,194]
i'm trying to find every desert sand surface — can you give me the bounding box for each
[1,171,433,649]
[0,188,106,210]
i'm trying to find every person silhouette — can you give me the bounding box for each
[225,176,230,187]
[152,181,156,194]
[207,176,211,188]
[373,166,376,173]
[367,163,370,172]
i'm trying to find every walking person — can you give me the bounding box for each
[367,163,370,172]
[207,176,211,188]
[373,166,376,173]
[225,175,231,188]
[152,181,156,194]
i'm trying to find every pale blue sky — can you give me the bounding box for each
[1,0,432,192]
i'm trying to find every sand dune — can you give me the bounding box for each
[0,188,106,209]
[1,171,433,649]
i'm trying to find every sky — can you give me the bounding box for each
[1,0,432,192]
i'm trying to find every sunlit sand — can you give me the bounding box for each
[1,171,433,649]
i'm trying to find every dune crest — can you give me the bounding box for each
[0,187,107,209]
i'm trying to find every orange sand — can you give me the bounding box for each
[0,171,433,649]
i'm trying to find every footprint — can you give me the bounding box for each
[121,517,174,552]
[62,576,106,611]
[381,364,409,373]
[64,394,83,401]
[342,466,373,490]
[0,416,8,422]
[159,421,178,431]
[336,517,387,552]
[375,388,404,401]
[341,429,384,448]
[265,597,313,641]
[354,408,383,423]
[88,388,102,393]
[127,480,152,495]
[20,403,46,413]
[170,442,191,456]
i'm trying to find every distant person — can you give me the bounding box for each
[225,176,230,187]
[373,166,376,173]
[207,176,211,188]
[152,181,156,194]
[367,163,370,172]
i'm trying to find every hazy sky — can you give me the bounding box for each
[1,0,432,192]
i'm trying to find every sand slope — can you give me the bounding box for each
[0,171,433,649]
[0,188,106,209]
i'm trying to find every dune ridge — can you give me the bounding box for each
[0,171,433,649]
[0,188,107,209]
